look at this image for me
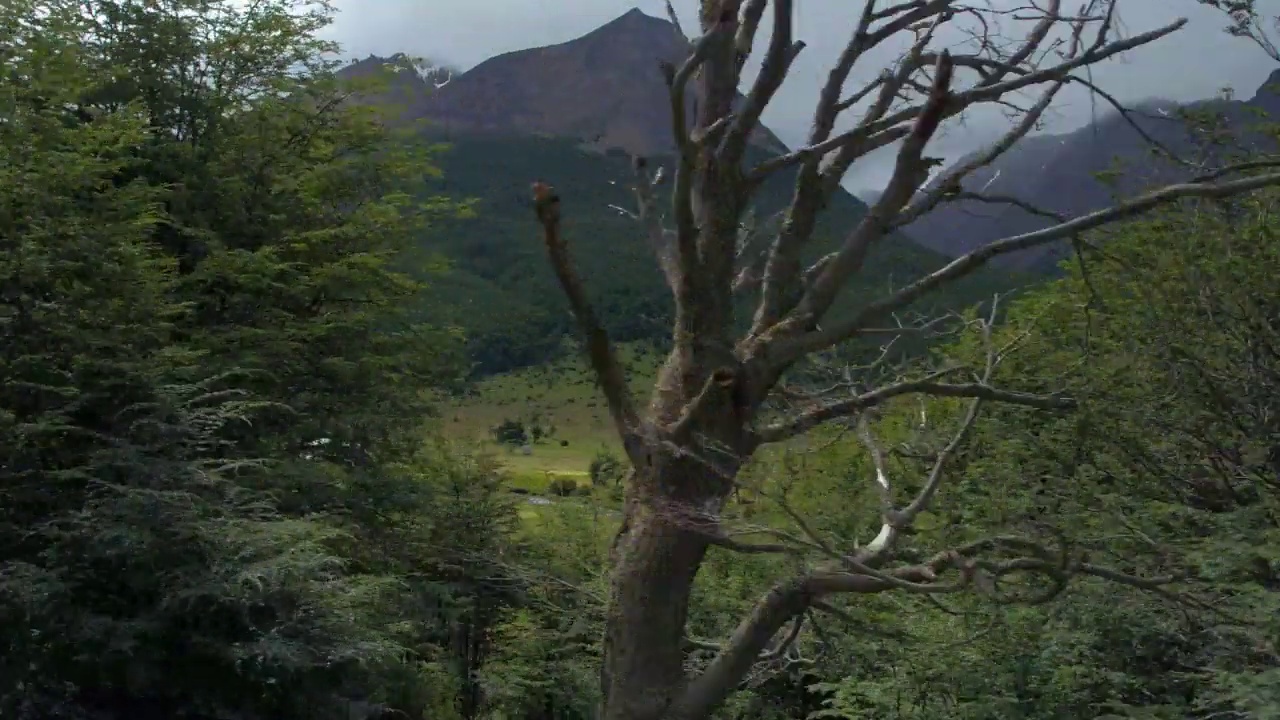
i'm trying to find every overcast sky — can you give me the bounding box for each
[322,0,1279,193]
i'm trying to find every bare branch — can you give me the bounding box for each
[755,363,1071,444]
[752,17,1187,185]
[628,156,680,292]
[746,0,955,335]
[785,170,1280,361]
[732,208,785,297]
[895,11,1082,227]
[684,608,805,663]
[787,48,956,328]
[720,0,804,165]
[1199,0,1280,61]
[531,183,640,442]
[665,30,721,160]
[896,190,1069,229]
[670,535,1178,720]
[733,0,769,77]
[857,299,1003,564]
[666,0,690,42]
[663,23,732,329]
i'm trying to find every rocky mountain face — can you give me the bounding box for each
[345,8,787,157]
[906,70,1280,271]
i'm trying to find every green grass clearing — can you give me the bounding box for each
[443,343,661,487]
[441,342,818,534]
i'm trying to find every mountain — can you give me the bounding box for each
[907,70,1280,271]
[414,8,786,156]
[339,9,1026,376]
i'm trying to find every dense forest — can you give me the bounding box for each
[1,1,1278,720]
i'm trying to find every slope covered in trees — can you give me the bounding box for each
[417,134,1025,374]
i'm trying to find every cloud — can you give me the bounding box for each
[323,0,1278,192]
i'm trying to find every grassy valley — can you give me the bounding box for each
[443,344,659,489]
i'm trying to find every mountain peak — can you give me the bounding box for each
[593,7,672,34]
[1242,67,1280,120]
[402,9,786,156]
[584,8,686,53]
[614,7,660,22]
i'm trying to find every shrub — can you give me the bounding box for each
[491,418,528,445]
[547,476,578,496]
[589,449,627,487]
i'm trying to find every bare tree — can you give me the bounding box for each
[1199,0,1280,61]
[529,2,1280,719]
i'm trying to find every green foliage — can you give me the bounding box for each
[475,501,609,720]
[0,1,511,718]
[547,476,580,497]
[492,418,530,446]
[796,194,1280,720]
[588,448,627,487]
[638,193,1280,720]
[9,0,1279,718]
[477,609,600,719]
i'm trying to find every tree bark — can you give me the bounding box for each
[600,351,752,720]
[600,493,709,720]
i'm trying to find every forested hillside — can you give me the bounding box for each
[414,134,1025,373]
[3,1,1280,720]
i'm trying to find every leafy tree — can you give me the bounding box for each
[721,194,1280,720]
[76,0,464,464]
[0,1,489,718]
[961,193,1280,718]
[0,3,409,717]
[493,418,530,446]
[527,1,1280,718]
[477,502,611,720]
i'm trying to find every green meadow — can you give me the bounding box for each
[441,344,662,519]
[440,342,823,529]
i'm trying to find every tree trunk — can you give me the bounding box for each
[600,492,710,720]
[600,371,750,720]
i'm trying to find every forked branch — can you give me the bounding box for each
[619,156,680,292]
[853,299,1005,565]
[742,3,1194,352]
[754,372,1071,444]
[786,47,955,330]
[532,183,640,442]
[719,0,804,165]
[670,531,1179,720]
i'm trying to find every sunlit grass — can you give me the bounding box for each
[440,342,827,532]
[442,343,661,481]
